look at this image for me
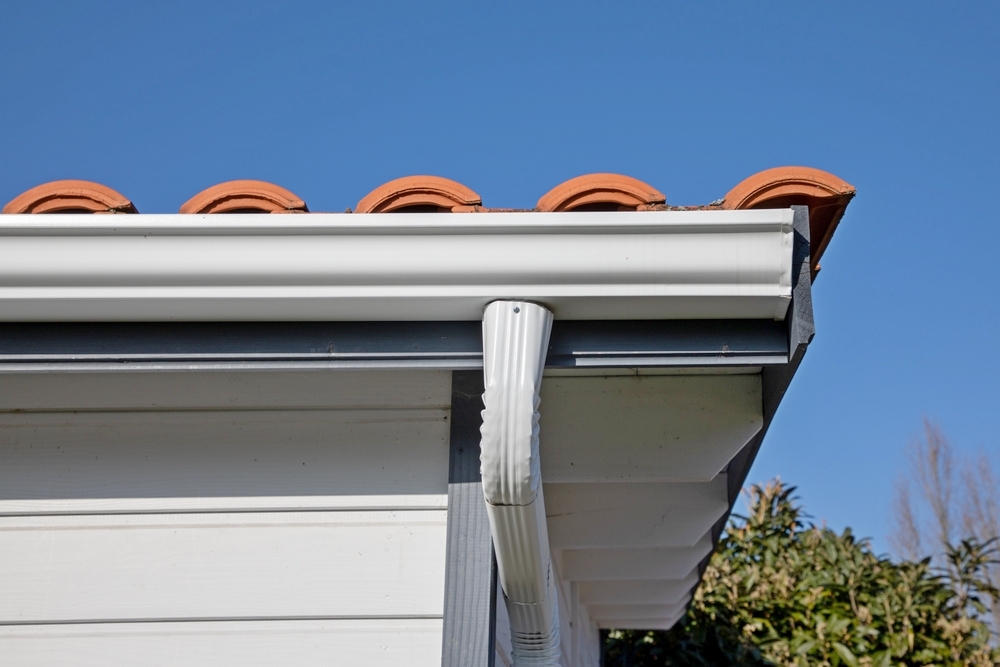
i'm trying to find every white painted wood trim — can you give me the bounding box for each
[481,301,561,666]
[0,369,453,410]
[0,210,793,321]
[0,510,447,622]
[0,618,444,667]
[0,408,451,502]
[0,494,449,516]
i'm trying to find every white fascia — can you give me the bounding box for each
[481,300,560,666]
[0,210,793,322]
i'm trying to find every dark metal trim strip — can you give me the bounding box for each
[0,319,787,371]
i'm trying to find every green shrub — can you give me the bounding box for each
[604,480,999,667]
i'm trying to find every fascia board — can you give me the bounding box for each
[0,210,793,322]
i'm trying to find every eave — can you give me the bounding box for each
[0,204,821,663]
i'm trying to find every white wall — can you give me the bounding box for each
[0,370,452,667]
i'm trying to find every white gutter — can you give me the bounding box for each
[481,300,559,666]
[0,210,793,322]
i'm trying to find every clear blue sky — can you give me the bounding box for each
[2,2,998,552]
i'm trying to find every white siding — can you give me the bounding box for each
[0,619,444,667]
[0,370,453,412]
[0,410,450,507]
[0,370,452,666]
[0,510,446,622]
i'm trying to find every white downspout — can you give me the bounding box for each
[480,300,561,667]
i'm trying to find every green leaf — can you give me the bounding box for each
[832,642,859,667]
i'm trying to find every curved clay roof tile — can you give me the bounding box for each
[723,166,854,209]
[723,167,855,277]
[3,180,137,214]
[536,174,665,212]
[355,176,481,213]
[180,180,308,214]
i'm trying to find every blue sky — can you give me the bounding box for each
[2,2,998,552]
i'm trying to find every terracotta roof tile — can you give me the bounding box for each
[179,180,308,214]
[355,176,481,213]
[536,173,665,212]
[3,180,137,214]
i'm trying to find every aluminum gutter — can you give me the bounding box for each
[0,210,793,322]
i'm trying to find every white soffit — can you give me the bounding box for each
[544,477,728,549]
[578,571,701,606]
[0,210,793,321]
[593,599,692,630]
[539,375,762,483]
[560,531,714,582]
[590,599,691,625]
[596,616,683,632]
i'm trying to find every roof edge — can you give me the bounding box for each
[723,166,855,276]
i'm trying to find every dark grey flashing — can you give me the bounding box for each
[441,370,497,667]
[547,320,786,368]
[698,206,816,601]
[0,319,787,371]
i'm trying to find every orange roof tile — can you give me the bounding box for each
[3,180,137,214]
[536,174,665,212]
[355,176,481,213]
[180,180,308,214]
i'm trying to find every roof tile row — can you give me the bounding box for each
[2,168,854,275]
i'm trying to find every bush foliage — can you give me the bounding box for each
[604,480,999,666]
